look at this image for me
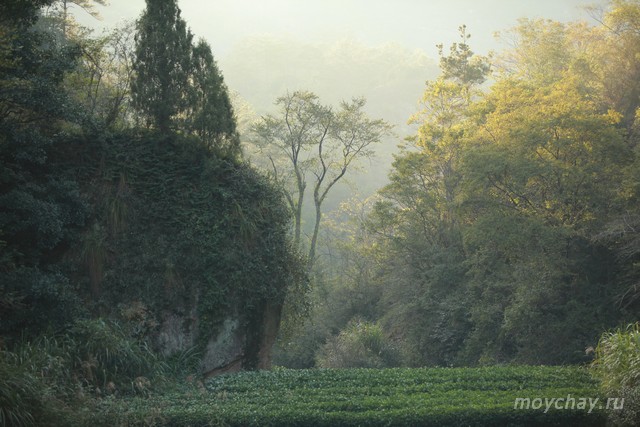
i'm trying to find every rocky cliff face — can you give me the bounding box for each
[155,300,283,376]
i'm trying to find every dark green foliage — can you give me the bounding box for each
[0,320,166,427]
[188,39,240,159]
[273,280,383,369]
[273,197,387,369]
[66,318,161,388]
[131,1,241,159]
[0,351,47,427]
[0,1,53,24]
[0,3,89,339]
[1,0,303,361]
[1,269,85,338]
[161,345,201,377]
[0,0,304,423]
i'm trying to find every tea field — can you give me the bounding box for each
[87,366,607,426]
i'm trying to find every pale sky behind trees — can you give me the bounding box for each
[81,0,605,57]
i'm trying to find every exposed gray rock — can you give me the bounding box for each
[200,317,245,374]
[156,310,197,357]
[155,301,283,377]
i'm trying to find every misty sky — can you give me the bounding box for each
[81,0,606,58]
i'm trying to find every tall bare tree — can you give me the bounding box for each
[251,90,392,270]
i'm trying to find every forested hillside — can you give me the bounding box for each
[276,5,640,370]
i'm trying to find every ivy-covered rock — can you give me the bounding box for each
[65,131,305,374]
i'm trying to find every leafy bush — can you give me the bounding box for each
[68,133,305,356]
[592,323,640,426]
[0,318,172,427]
[10,336,75,399]
[316,319,398,368]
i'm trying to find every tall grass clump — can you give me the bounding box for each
[0,351,43,426]
[0,341,73,427]
[161,346,201,378]
[0,317,167,427]
[66,318,162,393]
[592,322,640,426]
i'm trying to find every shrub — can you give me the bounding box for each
[0,318,179,426]
[161,346,201,378]
[315,319,398,368]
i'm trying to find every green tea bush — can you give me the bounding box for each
[592,322,640,426]
[85,366,606,426]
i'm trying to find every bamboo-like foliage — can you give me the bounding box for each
[593,323,640,392]
[592,323,640,425]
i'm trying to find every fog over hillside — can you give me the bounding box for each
[221,36,439,119]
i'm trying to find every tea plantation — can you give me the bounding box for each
[86,366,607,426]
